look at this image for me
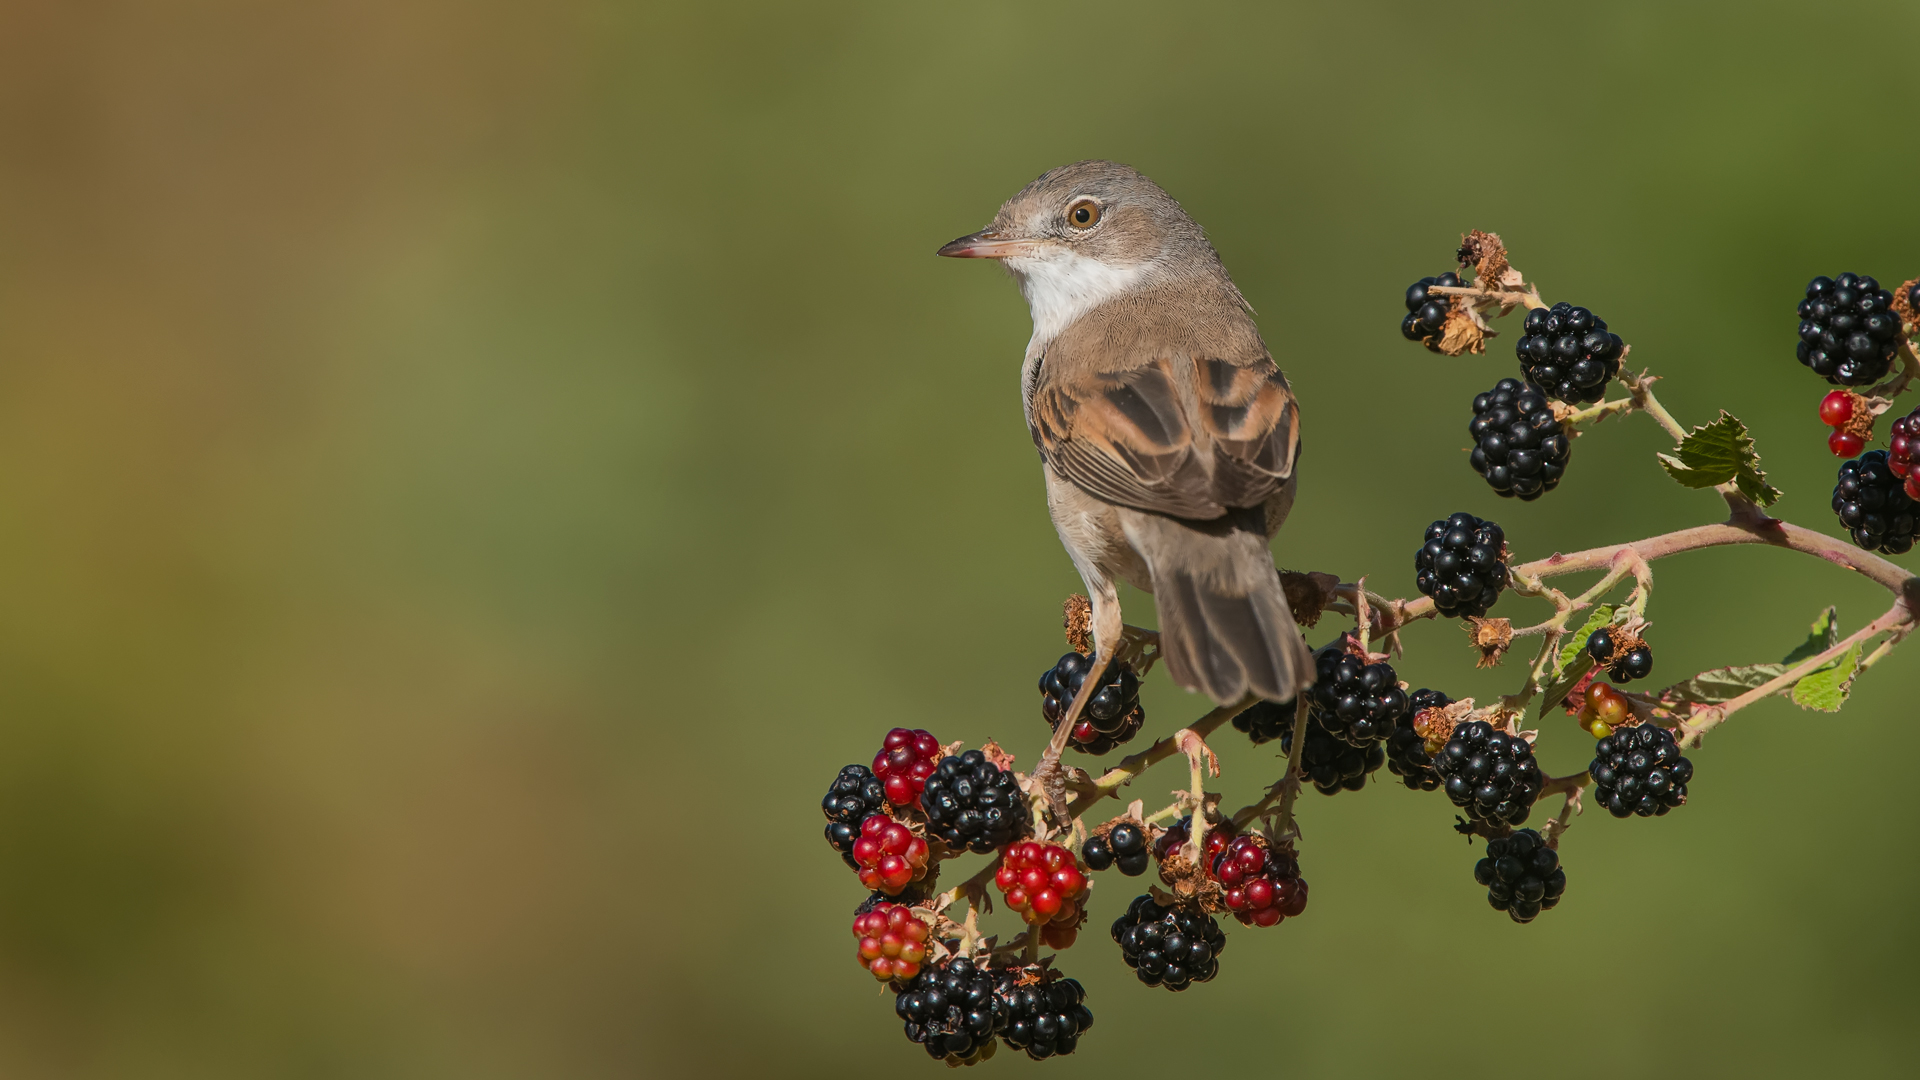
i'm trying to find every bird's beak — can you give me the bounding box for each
[936,229,1039,259]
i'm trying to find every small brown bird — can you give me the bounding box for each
[940,160,1311,731]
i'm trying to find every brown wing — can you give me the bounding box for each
[1030,349,1298,521]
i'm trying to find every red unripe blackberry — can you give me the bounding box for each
[1039,652,1145,755]
[1414,512,1509,618]
[851,902,932,982]
[1401,272,1461,351]
[1472,828,1565,923]
[1153,815,1233,865]
[822,764,889,868]
[872,727,942,809]
[1434,720,1544,828]
[1889,407,1920,500]
[995,968,1093,1060]
[1798,273,1902,385]
[1210,834,1307,927]
[894,958,1006,1065]
[1110,894,1226,991]
[1819,390,1856,428]
[1515,302,1624,405]
[852,814,931,895]
[1830,430,1866,457]
[1832,450,1919,554]
[995,841,1091,932]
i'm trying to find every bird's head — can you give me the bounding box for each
[937,160,1232,344]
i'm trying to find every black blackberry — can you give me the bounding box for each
[1468,379,1570,501]
[1229,697,1294,745]
[1473,828,1566,923]
[1585,630,1653,682]
[1434,720,1544,828]
[894,957,1006,1065]
[1831,450,1919,554]
[995,970,1093,1060]
[1414,513,1509,618]
[1233,698,1383,794]
[1515,302,1624,404]
[1797,273,1902,386]
[921,751,1032,854]
[1110,894,1227,992]
[1385,688,1448,791]
[1039,652,1144,755]
[1307,646,1410,747]
[1588,724,1693,818]
[1081,822,1150,876]
[822,764,888,868]
[1401,271,1461,351]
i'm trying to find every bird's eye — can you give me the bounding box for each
[1066,200,1101,229]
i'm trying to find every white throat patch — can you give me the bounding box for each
[1005,250,1151,354]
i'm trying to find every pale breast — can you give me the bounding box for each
[1044,464,1153,593]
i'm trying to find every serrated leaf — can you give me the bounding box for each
[1555,604,1618,676]
[1781,606,1839,665]
[1656,664,1792,706]
[1657,411,1781,506]
[1790,643,1860,712]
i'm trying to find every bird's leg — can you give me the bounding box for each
[1033,582,1125,827]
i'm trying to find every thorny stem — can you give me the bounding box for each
[1674,599,1911,749]
[1267,694,1312,843]
[1063,697,1251,821]
[1178,729,1218,863]
[1536,772,1590,849]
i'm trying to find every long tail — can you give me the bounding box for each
[1120,506,1311,705]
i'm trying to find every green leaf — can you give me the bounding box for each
[1555,604,1618,677]
[1780,606,1839,665]
[1656,411,1782,506]
[1790,643,1860,712]
[1656,664,1792,706]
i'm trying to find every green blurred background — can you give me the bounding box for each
[0,1,1915,1076]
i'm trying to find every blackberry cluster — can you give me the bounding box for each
[1889,406,1920,501]
[1080,821,1151,877]
[1797,273,1903,386]
[1414,513,1509,618]
[1039,652,1145,755]
[895,958,1006,1065]
[1385,688,1448,791]
[821,764,888,868]
[1589,724,1694,818]
[1515,302,1624,404]
[1469,379,1570,501]
[1307,647,1410,746]
[1586,630,1653,682]
[1832,450,1919,555]
[1473,829,1566,923]
[1110,894,1226,992]
[921,751,1031,853]
[1232,699,1383,794]
[1400,271,1461,351]
[1434,720,1544,828]
[995,972,1093,1060]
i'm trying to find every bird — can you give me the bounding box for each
[938,160,1311,741]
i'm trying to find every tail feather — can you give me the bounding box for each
[1120,507,1310,705]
